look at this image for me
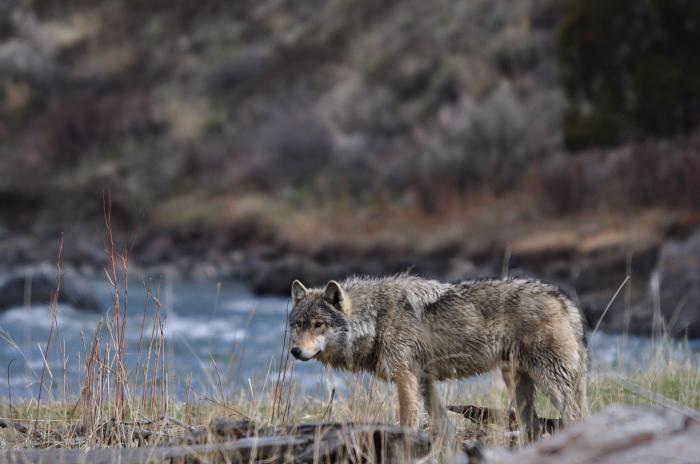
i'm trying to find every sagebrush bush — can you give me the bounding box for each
[432,82,529,193]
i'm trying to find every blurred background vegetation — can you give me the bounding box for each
[1,0,699,310]
[559,0,700,149]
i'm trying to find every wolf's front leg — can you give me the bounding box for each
[394,371,419,428]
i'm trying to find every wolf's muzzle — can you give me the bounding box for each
[290,347,318,361]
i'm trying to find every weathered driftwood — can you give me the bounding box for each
[1,423,430,464]
[490,405,700,464]
[2,436,305,464]
[447,404,562,434]
[205,419,432,461]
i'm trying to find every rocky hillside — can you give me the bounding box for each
[0,0,565,230]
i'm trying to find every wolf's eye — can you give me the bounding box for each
[313,321,325,329]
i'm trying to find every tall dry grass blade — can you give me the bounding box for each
[591,275,630,340]
[271,302,291,423]
[103,192,128,424]
[7,359,15,427]
[33,235,63,437]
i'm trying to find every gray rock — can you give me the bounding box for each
[653,229,700,337]
[0,265,100,312]
[492,405,700,464]
[572,246,658,294]
[247,255,327,295]
[578,288,655,336]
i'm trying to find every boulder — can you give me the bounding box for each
[578,288,656,336]
[246,255,328,295]
[654,229,700,337]
[0,265,100,312]
[491,405,700,464]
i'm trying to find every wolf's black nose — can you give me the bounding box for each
[290,347,302,359]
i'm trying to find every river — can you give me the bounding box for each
[1,276,698,401]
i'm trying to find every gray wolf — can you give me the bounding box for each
[288,274,588,440]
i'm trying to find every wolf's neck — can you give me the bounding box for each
[340,300,381,372]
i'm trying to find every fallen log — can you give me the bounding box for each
[447,404,562,434]
[3,436,306,464]
[2,423,431,464]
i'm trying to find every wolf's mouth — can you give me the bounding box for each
[296,350,321,361]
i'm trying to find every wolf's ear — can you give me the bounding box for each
[291,280,308,306]
[323,280,348,314]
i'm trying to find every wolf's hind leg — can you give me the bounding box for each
[513,372,540,442]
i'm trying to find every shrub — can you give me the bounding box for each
[490,31,546,76]
[539,158,589,214]
[539,132,700,214]
[434,82,529,192]
[617,137,700,209]
[39,95,153,168]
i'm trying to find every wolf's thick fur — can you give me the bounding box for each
[288,275,588,439]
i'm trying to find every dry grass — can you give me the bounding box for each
[1,340,698,451]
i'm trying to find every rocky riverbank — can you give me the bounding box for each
[1,209,699,338]
[229,223,700,338]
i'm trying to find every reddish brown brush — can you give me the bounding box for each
[103,193,126,423]
[69,194,170,445]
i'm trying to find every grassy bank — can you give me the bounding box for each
[0,220,698,453]
[1,334,698,450]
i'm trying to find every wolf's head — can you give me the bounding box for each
[288,280,351,362]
